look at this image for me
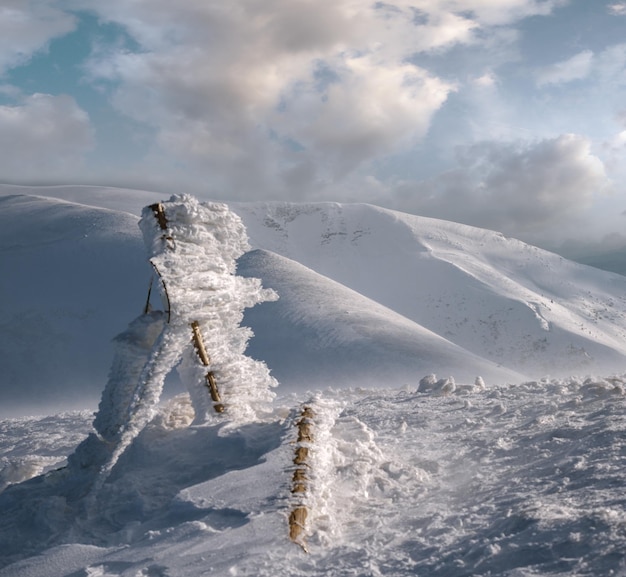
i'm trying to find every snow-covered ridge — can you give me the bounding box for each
[235,201,626,377]
[2,185,626,417]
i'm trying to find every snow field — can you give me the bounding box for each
[2,374,626,575]
[3,188,626,575]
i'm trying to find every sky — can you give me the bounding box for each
[1,0,626,257]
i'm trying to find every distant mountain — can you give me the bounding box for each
[2,185,626,416]
[238,249,521,386]
[235,201,626,377]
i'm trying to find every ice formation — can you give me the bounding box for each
[79,195,279,481]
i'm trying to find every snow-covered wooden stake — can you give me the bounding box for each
[149,202,168,231]
[289,406,314,551]
[191,320,225,413]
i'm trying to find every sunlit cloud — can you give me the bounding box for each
[536,50,594,86]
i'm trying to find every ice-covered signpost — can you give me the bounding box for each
[79,195,278,481]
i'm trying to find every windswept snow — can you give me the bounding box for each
[73,196,279,495]
[2,379,626,576]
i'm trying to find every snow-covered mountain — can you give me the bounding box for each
[2,186,626,416]
[3,185,626,576]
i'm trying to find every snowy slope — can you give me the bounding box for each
[0,194,148,415]
[238,248,522,385]
[234,201,626,376]
[3,186,626,416]
[2,378,626,576]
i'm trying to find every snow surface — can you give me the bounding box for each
[2,379,626,576]
[2,185,626,575]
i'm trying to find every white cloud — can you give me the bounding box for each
[536,50,594,86]
[0,2,585,222]
[0,94,94,178]
[75,0,565,197]
[275,57,455,177]
[390,134,609,240]
[0,1,76,75]
[595,43,626,84]
[608,3,626,16]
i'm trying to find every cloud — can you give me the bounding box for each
[390,134,609,240]
[608,3,626,16]
[0,1,76,75]
[75,0,565,197]
[274,57,454,177]
[595,43,626,84]
[0,94,94,179]
[536,50,594,86]
[442,0,566,26]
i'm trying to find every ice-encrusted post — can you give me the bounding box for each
[74,195,279,476]
[138,194,279,423]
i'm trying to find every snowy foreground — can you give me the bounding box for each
[2,378,626,576]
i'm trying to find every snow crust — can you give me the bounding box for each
[2,378,626,576]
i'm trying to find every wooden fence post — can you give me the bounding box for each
[191,320,225,413]
[289,406,314,551]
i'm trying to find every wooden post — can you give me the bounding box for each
[150,202,168,231]
[289,507,308,543]
[191,321,211,366]
[190,320,224,413]
[206,371,225,413]
[289,406,314,551]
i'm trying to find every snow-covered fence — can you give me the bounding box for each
[289,406,315,551]
[190,320,224,413]
[78,195,279,487]
[139,195,278,423]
